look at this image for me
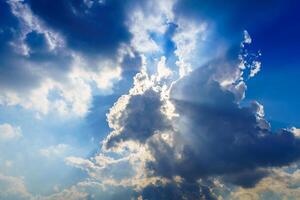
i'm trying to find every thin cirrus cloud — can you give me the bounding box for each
[0,0,299,200]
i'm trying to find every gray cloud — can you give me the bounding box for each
[148,64,300,183]
[139,180,217,200]
[103,60,300,199]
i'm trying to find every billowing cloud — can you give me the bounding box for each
[155,64,300,184]
[77,36,300,199]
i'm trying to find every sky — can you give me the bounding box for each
[0,0,300,199]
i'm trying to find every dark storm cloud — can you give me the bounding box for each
[139,180,217,200]
[104,61,300,199]
[222,169,268,188]
[27,0,132,56]
[146,64,300,187]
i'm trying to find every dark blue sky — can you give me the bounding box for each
[243,0,300,128]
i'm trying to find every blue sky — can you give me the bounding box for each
[0,0,300,199]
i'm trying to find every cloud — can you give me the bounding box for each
[243,30,252,45]
[230,167,300,200]
[41,185,88,200]
[39,144,70,158]
[27,0,131,56]
[95,46,300,199]
[104,87,172,149]
[65,156,96,172]
[147,63,300,183]
[127,0,174,54]
[0,0,132,117]
[172,19,208,77]
[0,174,32,200]
[0,123,22,141]
[291,127,300,137]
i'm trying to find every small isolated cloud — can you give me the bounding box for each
[0,123,22,141]
[243,30,252,45]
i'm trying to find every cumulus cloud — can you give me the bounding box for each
[74,35,300,199]
[104,85,172,149]
[133,64,300,199]
[0,123,22,141]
